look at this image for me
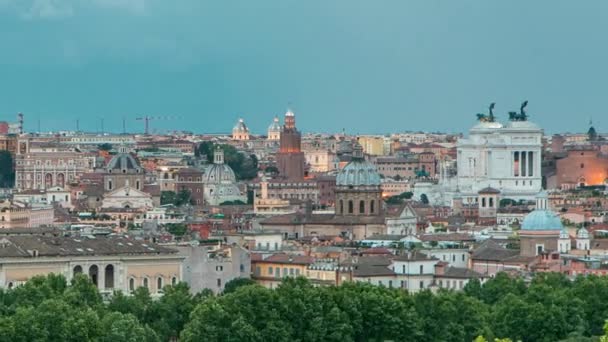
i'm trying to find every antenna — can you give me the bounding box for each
[122,116,126,134]
[100,118,104,134]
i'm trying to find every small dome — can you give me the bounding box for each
[233,118,249,132]
[106,153,142,173]
[559,228,570,239]
[203,164,237,184]
[577,227,589,239]
[268,117,281,132]
[336,146,381,187]
[521,210,564,231]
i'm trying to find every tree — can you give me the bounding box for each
[100,312,159,342]
[223,278,257,294]
[499,199,517,207]
[0,150,14,188]
[420,193,429,204]
[160,191,177,205]
[175,189,192,206]
[220,200,246,206]
[97,143,113,151]
[166,223,188,238]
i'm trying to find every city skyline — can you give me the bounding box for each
[1,1,607,134]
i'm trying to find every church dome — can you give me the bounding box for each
[336,144,381,187]
[106,153,142,173]
[233,118,249,133]
[268,117,281,132]
[204,164,237,184]
[521,210,564,231]
[577,227,589,239]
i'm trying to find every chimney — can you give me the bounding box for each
[434,262,446,276]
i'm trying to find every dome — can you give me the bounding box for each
[577,227,589,239]
[559,228,570,239]
[521,210,564,231]
[336,144,381,187]
[106,153,142,173]
[203,164,237,184]
[233,118,248,132]
[268,117,281,132]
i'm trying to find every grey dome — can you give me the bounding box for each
[336,152,381,187]
[268,117,281,132]
[106,153,142,173]
[204,164,237,184]
[233,118,249,133]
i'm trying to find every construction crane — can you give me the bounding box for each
[136,115,181,135]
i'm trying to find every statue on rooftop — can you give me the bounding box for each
[476,102,497,122]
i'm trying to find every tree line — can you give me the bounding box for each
[2,272,608,341]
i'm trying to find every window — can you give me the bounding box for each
[339,200,344,214]
[348,201,353,214]
[452,255,455,262]
[388,280,393,288]
[216,265,223,272]
[143,278,149,289]
[269,267,273,275]
[359,200,365,214]
[295,269,300,276]
[581,163,585,169]
[157,277,163,292]
[256,267,261,276]
[419,281,424,289]
[276,268,281,277]
[401,280,405,288]
[129,278,135,292]
[370,200,375,214]
[420,265,424,274]
[289,268,294,276]
[462,254,465,261]
[402,265,406,274]
[172,277,177,286]
[217,278,222,287]
[240,264,245,273]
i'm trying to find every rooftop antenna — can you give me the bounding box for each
[122,116,126,134]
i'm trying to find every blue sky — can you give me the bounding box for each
[0,0,607,134]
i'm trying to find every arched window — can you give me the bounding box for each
[89,265,99,287]
[143,278,149,289]
[73,265,83,277]
[339,200,344,214]
[370,200,375,214]
[104,265,114,289]
[129,278,135,292]
[348,200,353,214]
[108,179,113,190]
[489,198,494,208]
[157,277,163,293]
[359,200,365,214]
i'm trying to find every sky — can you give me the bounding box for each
[0,0,607,135]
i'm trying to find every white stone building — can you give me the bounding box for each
[455,115,543,202]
